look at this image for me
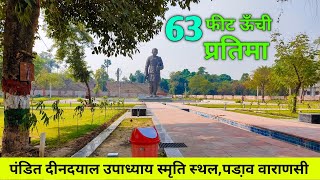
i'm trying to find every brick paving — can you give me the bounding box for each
[175,103,320,143]
[146,102,319,157]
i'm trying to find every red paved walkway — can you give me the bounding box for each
[146,102,319,157]
[175,103,320,143]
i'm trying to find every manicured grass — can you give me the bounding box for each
[229,110,294,119]
[120,118,153,128]
[191,102,320,110]
[0,108,126,148]
[229,109,320,119]
[30,102,137,108]
[192,104,279,109]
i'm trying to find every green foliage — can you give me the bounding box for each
[287,95,295,113]
[15,0,37,26]
[36,101,50,127]
[99,96,109,121]
[188,75,211,95]
[35,69,64,89]
[129,70,145,83]
[272,33,320,112]
[160,78,170,93]
[90,102,97,125]
[94,67,108,92]
[52,100,64,140]
[39,52,60,73]
[42,0,202,58]
[74,99,85,132]
[20,100,50,131]
[247,66,272,102]
[129,73,137,83]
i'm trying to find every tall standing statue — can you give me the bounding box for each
[145,48,164,97]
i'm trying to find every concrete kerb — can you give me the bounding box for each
[71,112,129,157]
[149,109,183,157]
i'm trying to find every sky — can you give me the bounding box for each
[33,0,320,80]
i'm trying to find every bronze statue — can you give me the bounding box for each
[145,48,164,97]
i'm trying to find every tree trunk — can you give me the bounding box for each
[261,85,265,103]
[1,0,40,155]
[85,81,92,105]
[292,83,302,113]
[299,87,304,103]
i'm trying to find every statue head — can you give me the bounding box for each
[152,48,158,56]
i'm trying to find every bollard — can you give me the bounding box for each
[224,103,227,111]
[39,133,46,157]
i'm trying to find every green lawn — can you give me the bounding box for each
[30,102,137,108]
[229,109,320,119]
[191,102,320,110]
[191,104,279,109]
[0,108,126,148]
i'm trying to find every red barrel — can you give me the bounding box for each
[130,127,160,157]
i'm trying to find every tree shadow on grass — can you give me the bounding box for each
[31,124,100,148]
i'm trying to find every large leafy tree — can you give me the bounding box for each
[134,70,145,83]
[160,78,170,93]
[249,66,272,103]
[94,67,108,92]
[272,33,320,113]
[1,0,201,155]
[188,75,211,95]
[34,69,64,92]
[39,52,59,73]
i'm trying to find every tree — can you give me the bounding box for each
[134,70,145,83]
[218,74,232,82]
[129,73,137,83]
[34,69,64,95]
[272,33,320,113]
[0,0,202,155]
[39,52,59,73]
[94,67,108,92]
[232,80,245,95]
[169,71,188,94]
[240,73,250,82]
[249,66,272,103]
[102,59,111,76]
[188,75,211,95]
[197,67,207,75]
[67,48,93,105]
[215,81,233,95]
[160,78,170,93]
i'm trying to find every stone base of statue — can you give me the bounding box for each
[138,95,173,102]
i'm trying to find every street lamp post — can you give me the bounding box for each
[103,59,111,89]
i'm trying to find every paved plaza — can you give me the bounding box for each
[146,102,320,157]
[175,103,320,143]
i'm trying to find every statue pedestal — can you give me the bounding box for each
[138,95,173,102]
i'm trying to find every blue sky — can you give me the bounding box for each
[33,0,320,80]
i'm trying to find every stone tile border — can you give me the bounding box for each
[168,104,320,153]
[194,110,320,153]
[72,112,129,157]
[149,110,183,157]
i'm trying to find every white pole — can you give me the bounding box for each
[50,82,52,99]
[39,133,46,157]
